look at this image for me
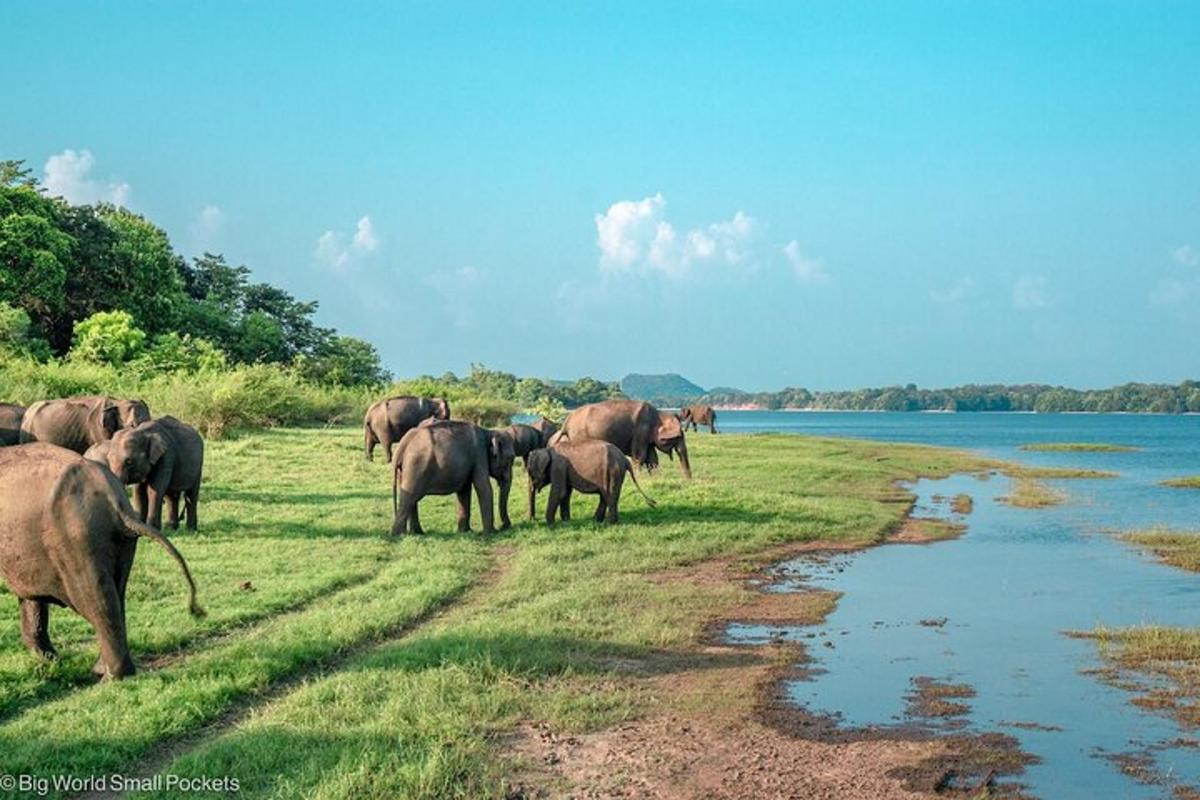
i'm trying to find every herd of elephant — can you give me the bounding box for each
[0,392,717,682]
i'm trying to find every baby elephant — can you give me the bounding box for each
[105,416,205,531]
[526,441,656,525]
[0,444,203,679]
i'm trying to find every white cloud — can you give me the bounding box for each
[1013,275,1050,310]
[930,276,977,305]
[594,194,757,277]
[42,149,131,207]
[1173,244,1199,268]
[189,205,225,250]
[315,215,380,271]
[782,240,830,285]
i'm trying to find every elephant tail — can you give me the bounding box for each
[624,459,657,508]
[392,459,401,517]
[120,512,205,618]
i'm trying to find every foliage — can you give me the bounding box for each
[0,301,51,360]
[390,364,621,412]
[295,335,390,388]
[69,310,146,365]
[131,332,227,376]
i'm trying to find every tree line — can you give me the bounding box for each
[1,159,387,386]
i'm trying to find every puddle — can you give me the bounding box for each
[727,472,1200,799]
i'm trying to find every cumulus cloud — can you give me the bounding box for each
[1173,244,1199,268]
[42,149,131,207]
[782,240,829,285]
[315,215,380,271]
[189,205,225,249]
[930,276,977,305]
[595,194,757,277]
[1013,275,1050,310]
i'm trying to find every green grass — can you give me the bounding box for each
[1162,476,1200,489]
[1074,626,1200,728]
[0,429,994,798]
[998,477,1066,508]
[1019,442,1139,452]
[1119,528,1200,572]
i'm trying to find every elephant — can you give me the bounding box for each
[391,420,515,535]
[105,416,205,531]
[552,400,691,479]
[363,396,451,461]
[528,416,559,446]
[0,403,26,446]
[501,423,544,467]
[678,404,718,434]
[0,443,203,679]
[525,442,656,525]
[19,396,150,453]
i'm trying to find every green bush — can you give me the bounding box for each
[70,310,146,366]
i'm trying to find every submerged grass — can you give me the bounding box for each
[1019,442,1138,452]
[1075,626,1200,728]
[1162,476,1200,490]
[0,429,999,798]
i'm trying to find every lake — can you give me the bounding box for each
[716,411,1200,799]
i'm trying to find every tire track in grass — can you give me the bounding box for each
[0,539,493,800]
[73,546,514,800]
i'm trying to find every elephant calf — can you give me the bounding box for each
[0,444,203,679]
[526,442,656,525]
[391,420,515,535]
[106,416,205,531]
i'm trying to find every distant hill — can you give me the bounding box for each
[620,373,706,407]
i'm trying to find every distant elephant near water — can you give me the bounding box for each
[363,396,451,462]
[551,399,691,479]
[19,396,150,454]
[679,404,718,434]
[0,403,26,446]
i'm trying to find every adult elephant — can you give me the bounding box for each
[363,396,450,462]
[553,399,691,479]
[529,416,559,446]
[0,403,26,446]
[104,416,205,531]
[679,404,718,434]
[391,420,515,535]
[19,396,150,454]
[0,443,203,680]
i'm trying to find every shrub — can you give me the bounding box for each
[70,310,146,366]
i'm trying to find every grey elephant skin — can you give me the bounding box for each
[0,403,26,446]
[553,399,691,478]
[106,416,205,531]
[528,416,559,446]
[0,443,203,679]
[363,396,450,461]
[679,404,718,434]
[501,423,544,466]
[19,395,150,453]
[391,420,515,535]
[526,441,656,525]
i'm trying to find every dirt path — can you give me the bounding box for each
[76,546,516,800]
[505,539,1032,800]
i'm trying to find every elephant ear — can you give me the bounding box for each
[655,414,683,447]
[87,401,120,442]
[527,449,552,485]
[147,430,169,465]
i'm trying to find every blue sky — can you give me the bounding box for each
[6,1,1198,390]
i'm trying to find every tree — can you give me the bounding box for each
[133,332,227,375]
[98,205,187,336]
[0,301,52,360]
[70,310,147,365]
[298,335,389,386]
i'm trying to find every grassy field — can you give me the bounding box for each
[0,428,998,798]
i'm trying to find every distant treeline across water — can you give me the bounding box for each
[684,382,1200,414]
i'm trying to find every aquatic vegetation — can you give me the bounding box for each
[1019,442,1138,452]
[1076,626,1200,728]
[951,494,974,514]
[1162,476,1200,489]
[1011,465,1118,479]
[1121,529,1200,572]
[998,477,1065,508]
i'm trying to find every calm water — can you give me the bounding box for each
[717,411,1200,799]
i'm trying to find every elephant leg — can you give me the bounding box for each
[19,599,56,660]
[561,487,573,522]
[134,483,149,522]
[455,486,473,533]
[593,495,607,523]
[66,569,135,680]
[145,484,165,530]
[545,482,562,525]
[185,487,199,531]
[410,502,424,535]
[473,467,495,533]
[607,490,620,524]
[527,480,537,521]
[497,474,512,531]
[166,493,180,530]
[393,490,416,535]
[381,431,395,464]
[364,424,377,461]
